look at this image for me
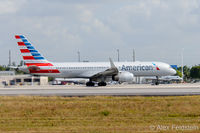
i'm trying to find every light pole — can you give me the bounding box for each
[77,51,80,62]
[117,49,119,62]
[132,49,135,62]
[9,50,11,66]
[181,48,184,83]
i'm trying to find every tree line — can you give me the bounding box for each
[176,65,200,81]
[0,61,24,74]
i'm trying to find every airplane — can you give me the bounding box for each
[158,76,182,81]
[144,76,182,84]
[15,35,176,86]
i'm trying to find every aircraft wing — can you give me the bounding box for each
[8,66,18,69]
[90,58,118,80]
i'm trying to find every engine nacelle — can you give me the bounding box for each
[112,71,134,82]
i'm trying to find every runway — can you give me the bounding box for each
[1,84,200,96]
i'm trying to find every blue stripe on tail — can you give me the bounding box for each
[16,35,46,61]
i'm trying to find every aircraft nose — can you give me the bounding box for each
[170,68,176,75]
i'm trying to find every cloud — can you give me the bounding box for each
[1,0,200,65]
[0,0,27,15]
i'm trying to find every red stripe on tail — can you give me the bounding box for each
[18,42,26,46]
[25,63,53,67]
[23,56,35,60]
[20,49,30,53]
[15,35,21,39]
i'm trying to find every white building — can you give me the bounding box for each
[0,71,48,86]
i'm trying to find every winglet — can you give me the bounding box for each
[109,58,116,68]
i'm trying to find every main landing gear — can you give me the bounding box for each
[98,82,107,86]
[86,81,95,86]
[86,80,107,87]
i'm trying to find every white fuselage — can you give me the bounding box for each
[21,61,176,78]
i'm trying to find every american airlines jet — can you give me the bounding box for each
[15,35,176,86]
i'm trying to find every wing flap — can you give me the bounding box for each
[90,58,118,80]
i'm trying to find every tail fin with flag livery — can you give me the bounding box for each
[15,35,60,74]
[15,35,52,67]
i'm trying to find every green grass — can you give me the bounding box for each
[0,96,200,132]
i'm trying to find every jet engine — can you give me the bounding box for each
[112,71,134,82]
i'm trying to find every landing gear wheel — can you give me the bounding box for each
[155,82,159,85]
[86,81,95,86]
[98,82,107,86]
[155,76,159,85]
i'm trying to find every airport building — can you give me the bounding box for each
[0,71,48,86]
[0,71,15,76]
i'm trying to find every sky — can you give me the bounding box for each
[0,0,200,66]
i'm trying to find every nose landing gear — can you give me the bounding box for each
[155,76,160,85]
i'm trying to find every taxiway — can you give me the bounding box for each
[0,84,200,96]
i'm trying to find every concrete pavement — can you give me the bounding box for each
[0,83,200,96]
